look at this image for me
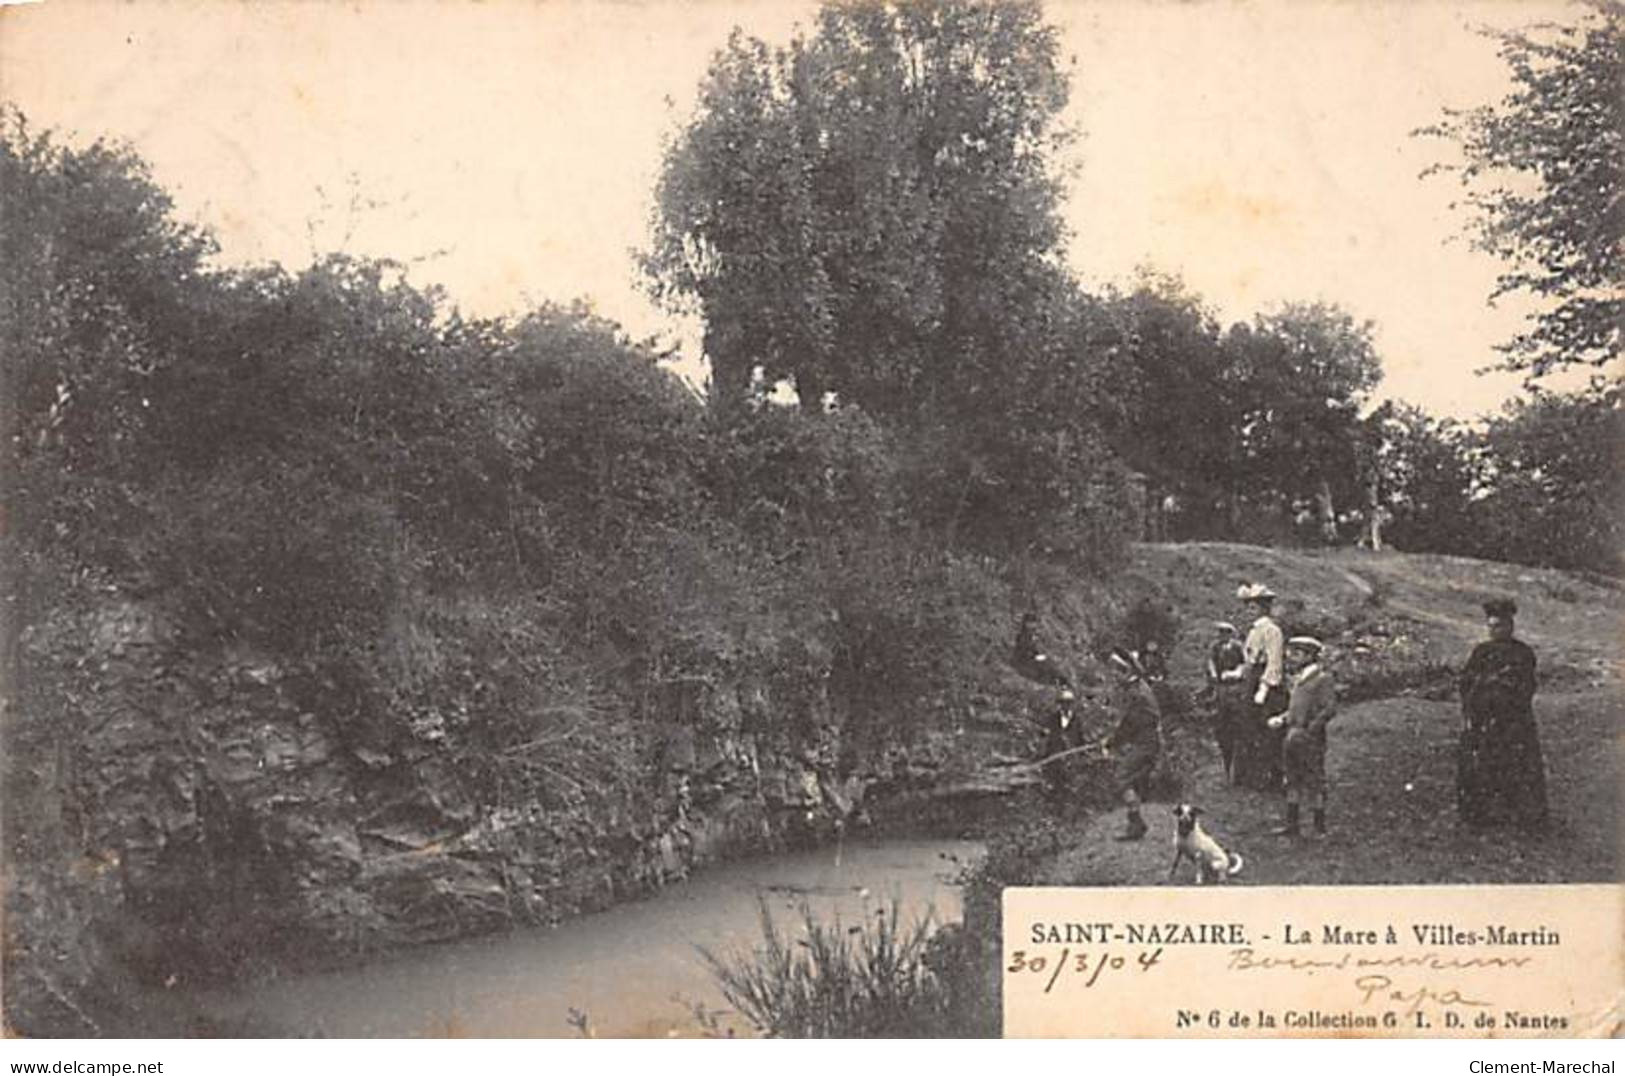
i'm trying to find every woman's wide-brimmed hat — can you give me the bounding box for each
[1236,582,1277,602]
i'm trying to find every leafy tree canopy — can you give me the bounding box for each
[1419,0,1624,378]
[644,0,1073,424]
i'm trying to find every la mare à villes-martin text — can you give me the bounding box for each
[1285,923,1561,946]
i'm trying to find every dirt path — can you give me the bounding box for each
[1041,687,1620,887]
[1136,544,1625,686]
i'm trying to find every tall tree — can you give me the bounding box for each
[644,0,1073,424]
[1224,303,1383,541]
[1094,273,1240,538]
[1419,1,1624,377]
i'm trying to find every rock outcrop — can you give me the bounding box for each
[20,597,973,988]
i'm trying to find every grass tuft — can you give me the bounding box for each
[698,896,967,1038]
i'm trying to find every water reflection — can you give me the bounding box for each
[201,839,982,1038]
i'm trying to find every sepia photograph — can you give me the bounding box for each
[0,0,1620,1044]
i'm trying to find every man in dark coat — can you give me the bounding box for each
[1104,648,1163,841]
[1205,621,1247,783]
[1457,598,1548,830]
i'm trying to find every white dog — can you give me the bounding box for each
[1169,804,1244,884]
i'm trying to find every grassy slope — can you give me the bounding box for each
[1042,543,1623,886]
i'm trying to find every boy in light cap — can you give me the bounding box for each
[1269,635,1337,836]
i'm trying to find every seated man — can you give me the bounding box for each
[1040,686,1083,799]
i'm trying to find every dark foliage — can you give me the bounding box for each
[0,102,1128,1030]
[1363,389,1624,576]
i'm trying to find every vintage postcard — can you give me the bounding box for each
[1005,885,1622,1037]
[0,0,1619,1043]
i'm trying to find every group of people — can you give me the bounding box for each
[1196,582,1337,840]
[1016,581,1550,849]
[1094,582,1335,842]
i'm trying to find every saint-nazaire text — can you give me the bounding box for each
[1029,921,1250,946]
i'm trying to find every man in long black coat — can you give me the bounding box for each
[1205,621,1247,783]
[1457,598,1548,830]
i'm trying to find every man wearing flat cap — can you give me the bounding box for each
[1233,583,1288,790]
[1103,648,1163,841]
[1269,636,1337,836]
[1457,598,1548,830]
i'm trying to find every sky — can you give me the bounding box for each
[0,0,1590,418]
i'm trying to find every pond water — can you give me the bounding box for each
[198,837,983,1038]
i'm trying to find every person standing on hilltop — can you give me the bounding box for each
[1103,648,1163,841]
[1457,598,1548,830]
[1232,583,1288,790]
[1268,636,1337,837]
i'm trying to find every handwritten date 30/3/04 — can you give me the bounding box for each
[1006,947,1164,992]
[1006,948,1498,1015]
